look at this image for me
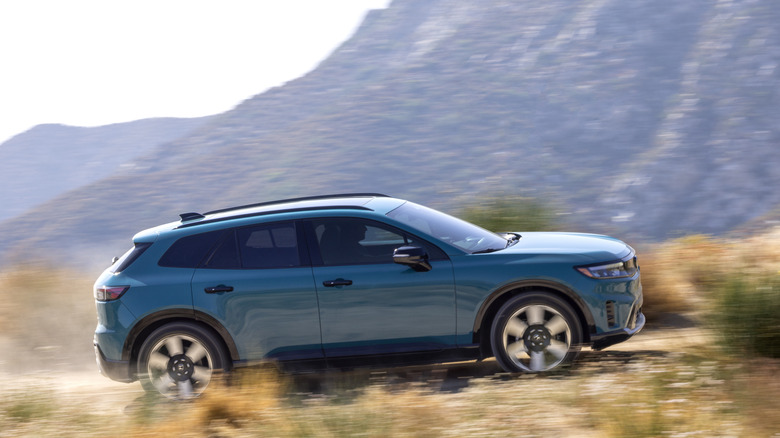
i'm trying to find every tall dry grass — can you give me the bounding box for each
[638,227,780,322]
[3,355,779,437]
[0,262,97,372]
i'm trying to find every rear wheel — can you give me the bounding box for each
[490,293,582,373]
[137,322,228,399]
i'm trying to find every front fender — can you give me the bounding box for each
[472,279,597,342]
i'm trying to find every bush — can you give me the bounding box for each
[458,196,559,232]
[710,273,780,358]
[638,235,729,321]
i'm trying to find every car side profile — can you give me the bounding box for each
[94,194,644,399]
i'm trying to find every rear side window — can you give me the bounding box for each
[204,232,240,269]
[158,230,225,268]
[238,222,300,269]
[202,222,301,269]
[110,242,152,273]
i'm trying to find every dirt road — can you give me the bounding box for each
[1,323,711,410]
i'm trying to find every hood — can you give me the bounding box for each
[501,232,633,264]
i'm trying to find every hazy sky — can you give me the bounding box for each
[0,0,391,145]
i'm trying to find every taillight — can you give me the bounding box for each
[95,286,129,301]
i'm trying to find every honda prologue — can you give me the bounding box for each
[94,194,644,398]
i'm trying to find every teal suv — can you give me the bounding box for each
[94,194,644,398]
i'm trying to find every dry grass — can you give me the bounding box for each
[0,262,97,372]
[638,226,780,321]
[2,353,779,437]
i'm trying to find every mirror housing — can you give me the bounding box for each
[393,245,432,272]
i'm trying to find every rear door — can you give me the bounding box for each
[191,221,322,361]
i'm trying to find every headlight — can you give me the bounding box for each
[576,257,638,279]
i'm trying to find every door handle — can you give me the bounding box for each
[205,285,234,293]
[323,279,353,287]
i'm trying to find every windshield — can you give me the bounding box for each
[387,202,508,253]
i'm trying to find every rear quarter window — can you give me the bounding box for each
[158,230,225,268]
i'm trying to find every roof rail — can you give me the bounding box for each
[176,205,374,229]
[203,193,390,216]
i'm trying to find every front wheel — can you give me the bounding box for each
[490,293,582,373]
[137,322,228,399]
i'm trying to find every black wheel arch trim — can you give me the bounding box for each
[122,309,240,364]
[472,279,597,343]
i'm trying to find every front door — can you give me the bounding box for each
[306,218,456,357]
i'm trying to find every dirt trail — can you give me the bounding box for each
[1,324,711,410]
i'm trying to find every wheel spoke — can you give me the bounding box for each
[165,336,184,356]
[547,339,569,359]
[545,315,568,336]
[506,317,528,338]
[178,379,194,398]
[153,373,175,395]
[506,341,526,357]
[525,305,545,325]
[529,351,546,371]
[186,342,207,364]
[148,352,170,371]
[192,365,212,382]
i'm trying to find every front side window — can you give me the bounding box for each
[311,218,444,266]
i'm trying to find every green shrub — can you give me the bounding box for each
[710,273,780,358]
[458,196,559,232]
[1,389,56,423]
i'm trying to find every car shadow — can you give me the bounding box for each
[284,359,506,395]
[123,348,674,412]
[282,348,673,396]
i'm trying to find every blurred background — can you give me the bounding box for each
[1,0,779,436]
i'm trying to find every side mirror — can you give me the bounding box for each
[393,245,432,272]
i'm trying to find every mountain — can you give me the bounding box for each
[1,0,779,268]
[0,117,214,222]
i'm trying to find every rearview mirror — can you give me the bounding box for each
[393,245,432,272]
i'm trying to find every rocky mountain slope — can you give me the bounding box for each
[1,0,779,266]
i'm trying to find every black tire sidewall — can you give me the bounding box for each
[490,292,582,373]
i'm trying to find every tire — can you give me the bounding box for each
[490,292,582,373]
[137,322,229,399]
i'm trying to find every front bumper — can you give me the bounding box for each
[94,342,134,383]
[590,311,646,351]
